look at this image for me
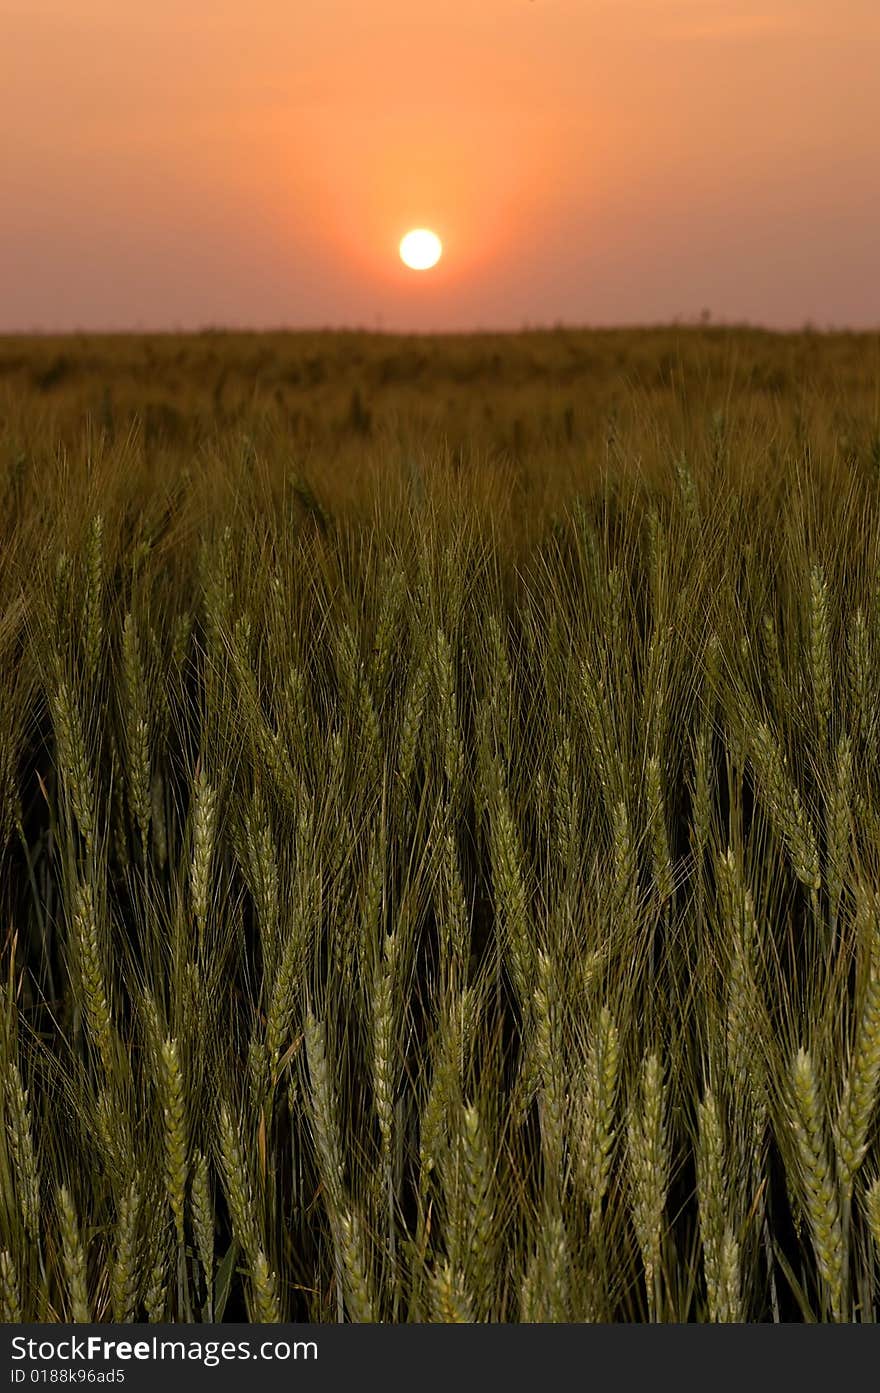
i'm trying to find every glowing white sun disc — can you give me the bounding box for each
[399,228,442,271]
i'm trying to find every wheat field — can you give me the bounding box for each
[2,328,880,1322]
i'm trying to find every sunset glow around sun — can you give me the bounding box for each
[2,1,879,330]
[399,229,442,272]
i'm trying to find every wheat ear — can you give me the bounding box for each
[429,1260,474,1322]
[159,1036,188,1243]
[4,1060,40,1243]
[579,1005,620,1227]
[789,1047,845,1320]
[835,917,880,1200]
[111,1173,141,1323]
[627,1052,669,1320]
[0,1251,22,1322]
[217,1102,260,1261]
[250,1249,283,1322]
[58,1185,90,1323]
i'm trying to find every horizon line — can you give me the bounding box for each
[3,319,880,340]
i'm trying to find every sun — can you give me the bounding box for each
[399,228,442,271]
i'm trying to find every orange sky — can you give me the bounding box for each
[2,0,879,330]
